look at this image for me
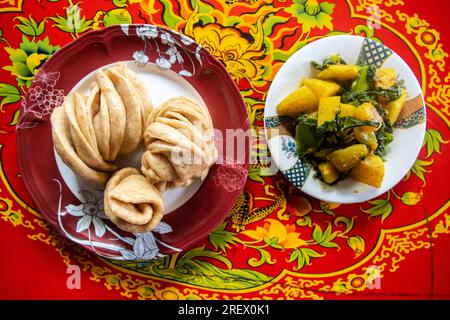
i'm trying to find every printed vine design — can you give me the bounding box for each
[353,0,405,24]
[240,211,365,270]
[0,12,60,130]
[48,0,133,39]
[405,128,448,186]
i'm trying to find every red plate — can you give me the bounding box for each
[16,25,249,260]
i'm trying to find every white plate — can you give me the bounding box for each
[264,35,426,203]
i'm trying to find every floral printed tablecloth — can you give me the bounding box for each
[0,0,449,300]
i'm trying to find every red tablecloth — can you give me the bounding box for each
[0,0,449,299]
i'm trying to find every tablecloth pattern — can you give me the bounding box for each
[0,0,449,299]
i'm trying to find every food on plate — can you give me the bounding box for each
[95,69,127,160]
[64,92,116,172]
[51,64,152,186]
[384,90,407,124]
[318,162,339,184]
[326,144,369,172]
[50,63,218,231]
[50,63,218,233]
[117,63,153,131]
[338,103,356,117]
[350,154,385,188]
[107,67,143,154]
[104,168,164,233]
[317,96,340,126]
[311,54,359,81]
[50,106,112,186]
[316,64,359,81]
[302,78,341,99]
[277,53,408,187]
[374,67,397,89]
[276,85,318,116]
[142,97,218,191]
[90,82,110,160]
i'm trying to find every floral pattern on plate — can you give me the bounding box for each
[17,69,64,129]
[125,24,203,77]
[56,181,180,261]
[281,136,298,160]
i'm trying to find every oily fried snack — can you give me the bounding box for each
[104,167,164,233]
[114,63,153,131]
[90,64,153,159]
[107,67,143,155]
[64,93,116,172]
[51,63,154,189]
[142,97,218,191]
[72,90,97,150]
[90,82,111,160]
[95,70,126,161]
[50,106,110,186]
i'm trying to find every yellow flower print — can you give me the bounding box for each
[285,0,335,34]
[242,218,307,249]
[189,24,266,84]
[400,191,423,206]
[347,235,365,258]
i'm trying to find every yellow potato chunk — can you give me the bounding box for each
[353,102,382,132]
[350,154,384,188]
[326,144,369,172]
[374,68,397,89]
[276,86,318,117]
[383,90,407,124]
[318,96,340,126]
[339,103,356,117]
[316,65,359,81]
[318,162,339,184]
[302,78,341,99]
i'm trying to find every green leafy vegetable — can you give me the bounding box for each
[351,65,370,92]
[375,104,388,119]
[376,85,403,102]
[318,115,379,134]
[341,85,403,106]
[295,115,321,156]
[341,90,377,105]
[350,64,377,92]
[295,113,379,158]
[375,123,393,157]
[312,53,346,71]
[343,65,402,105]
